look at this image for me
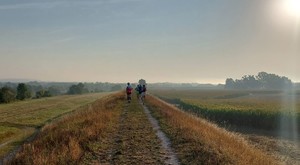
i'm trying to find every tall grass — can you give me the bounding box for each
[7,92,124,165]
[146,95,277,165]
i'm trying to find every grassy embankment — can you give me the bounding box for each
[152,89,300,131]
[8,92,123,164]
[0,93,110,159]
[146,95,277,165]
[9,92,165,164]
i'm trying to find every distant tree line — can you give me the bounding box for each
[0,83,31,103]
[0,81,125,104]
[225,72,293,90]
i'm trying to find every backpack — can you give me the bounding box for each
[142,86,146,92]
[126,86,132,94]
[138,85,143,94]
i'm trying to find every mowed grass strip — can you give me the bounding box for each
[0,93,111,127]
[7,92,124,165]
[0,126,35,159]
[146,95,277,165]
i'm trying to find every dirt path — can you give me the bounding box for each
[142,103,179,165]
[87,95,179,165]
[109,100,165,164]
[94,96,179,165]
[3,94,180,165]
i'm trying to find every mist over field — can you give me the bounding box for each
[1,0,300,164]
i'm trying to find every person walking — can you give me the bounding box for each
[140,84,146,104]
[126,82,133,103]
[135,84,142,99]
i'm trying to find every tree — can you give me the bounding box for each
[225,72,293,90]
[48,86,62,96]
[138,79,146,85]
[16,83,32,100]
[0,87,16,103]
[225,78,235,89]
[68,85,78,95]
[256,72,292,89]
[241,75,261,89]
[67,83,89,95]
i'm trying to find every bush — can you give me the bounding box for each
[36,90,52,98]
[0,87,16,103]
[67,83,89,95]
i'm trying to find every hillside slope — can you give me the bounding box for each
[0,93,109,161]
[6,92,279,164]
[146,95,277,165]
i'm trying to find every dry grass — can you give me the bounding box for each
[7,92,124,165]
[0,93,110,160]
[146,95,277,165]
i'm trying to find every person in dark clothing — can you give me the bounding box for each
[140,84,146,104]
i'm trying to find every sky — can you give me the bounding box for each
[0,0,299,84]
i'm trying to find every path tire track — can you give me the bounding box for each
[142,103,179,165]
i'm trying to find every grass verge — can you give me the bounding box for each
[0,93,111,127]
[146,95,277,165]
[7,92,123,165]
[0,93,110,160]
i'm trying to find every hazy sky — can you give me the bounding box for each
[0,0,299,83]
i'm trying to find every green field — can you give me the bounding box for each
[0,92,111,159]
[151,89,300,134]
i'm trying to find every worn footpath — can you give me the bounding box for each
[85,95,178,165]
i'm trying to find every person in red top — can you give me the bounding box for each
[126,82,133,103]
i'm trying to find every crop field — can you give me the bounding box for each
[151,89,300,112]
[0,92,111,159]
[151,89,300,164]
[151,89,300,135]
